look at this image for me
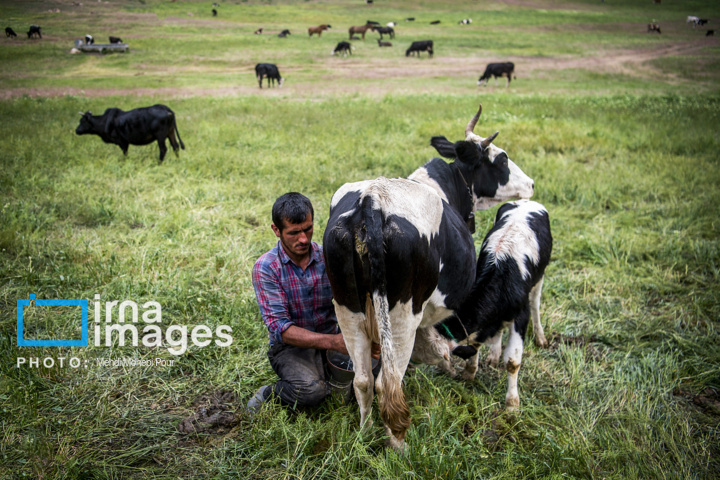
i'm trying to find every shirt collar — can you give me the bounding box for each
[276,240,320,268]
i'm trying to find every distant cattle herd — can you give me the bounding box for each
[6,8,716,164]
[5,9,715,92]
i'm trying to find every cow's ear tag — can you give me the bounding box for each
[466,212,475,234]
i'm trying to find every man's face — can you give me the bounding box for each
[272,214,314,260]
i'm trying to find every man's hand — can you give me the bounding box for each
[334,333,381,360]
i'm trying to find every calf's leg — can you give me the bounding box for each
[529,277,548,348]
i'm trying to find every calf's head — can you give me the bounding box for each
[75,112,95,135]
[431,104,534,210]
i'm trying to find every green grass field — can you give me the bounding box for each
[1,0,719,478]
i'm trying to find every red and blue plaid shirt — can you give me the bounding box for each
[252,241,338,346]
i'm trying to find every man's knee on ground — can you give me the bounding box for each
[294,379,329,407]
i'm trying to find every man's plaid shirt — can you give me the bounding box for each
[252,241,338,346]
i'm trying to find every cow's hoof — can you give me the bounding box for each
[505,396,520,411]
[386,435,407,453]
[535,337,548,348]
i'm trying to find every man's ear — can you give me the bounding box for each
[430,136,457,159]
[271,224,281,238]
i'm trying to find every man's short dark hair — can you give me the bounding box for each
[272,193,314,231]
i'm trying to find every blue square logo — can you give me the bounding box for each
[17,295,89,347]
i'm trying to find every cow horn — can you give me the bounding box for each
[79,111,84,115]
[481,131,499,148]
[465,104,482,137]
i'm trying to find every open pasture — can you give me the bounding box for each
[1,0,720,478]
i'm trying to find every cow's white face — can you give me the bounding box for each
[466,133,534,210]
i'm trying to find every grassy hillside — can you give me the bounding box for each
[1,0,719,479]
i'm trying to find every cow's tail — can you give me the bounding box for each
[174,115,185,151]
[359,193,411,441]
[170,110,185,152]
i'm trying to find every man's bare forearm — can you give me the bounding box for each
[280,326,348,354]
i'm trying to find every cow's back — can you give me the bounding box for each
[325,177,474,320]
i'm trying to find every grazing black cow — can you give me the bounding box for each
[375,26,395,39]
[254,28,263,35]
[255,63,284,88]
[406,40,433,57]
[212,8,217,17]
[377,39,392,47]
[405,17,415,22]
[707,29,715,36]
[420,200,552,411]
[478,62,515,86]
[332,41,352,56]
[75,104,185,163]
[430,20,441,25]
[85,34,94,45]
[109,36,122,44]
[323,104,535,451]
[278,29,291,38]
[27,25,41,38]
[5,27,17,38]
[697,19,709,26]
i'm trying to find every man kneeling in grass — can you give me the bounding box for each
[249,192,379,412]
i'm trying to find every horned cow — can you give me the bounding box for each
[323,105,535,451]
[75,104,185,163]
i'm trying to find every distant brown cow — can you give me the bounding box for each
[308,24,331,37]
[349,24,375,40]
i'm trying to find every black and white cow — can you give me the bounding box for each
[478,62,515,86]
[406,40,433,57]
[255,63,284,88]
[416,200,552,411]
[323,105,535,451]
[27,25,41,38]
[109,36,123,44]
[6,27,18,38]
[75,104,185,163]
[85,34,94,45]
[332,41,352,56]
[458,18,473,25]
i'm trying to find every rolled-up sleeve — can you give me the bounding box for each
[252,259,294,345]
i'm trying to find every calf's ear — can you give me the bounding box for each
[430,136,457,159]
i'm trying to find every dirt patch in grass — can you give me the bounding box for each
[176,390,241,436]
[674,387,720,417]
